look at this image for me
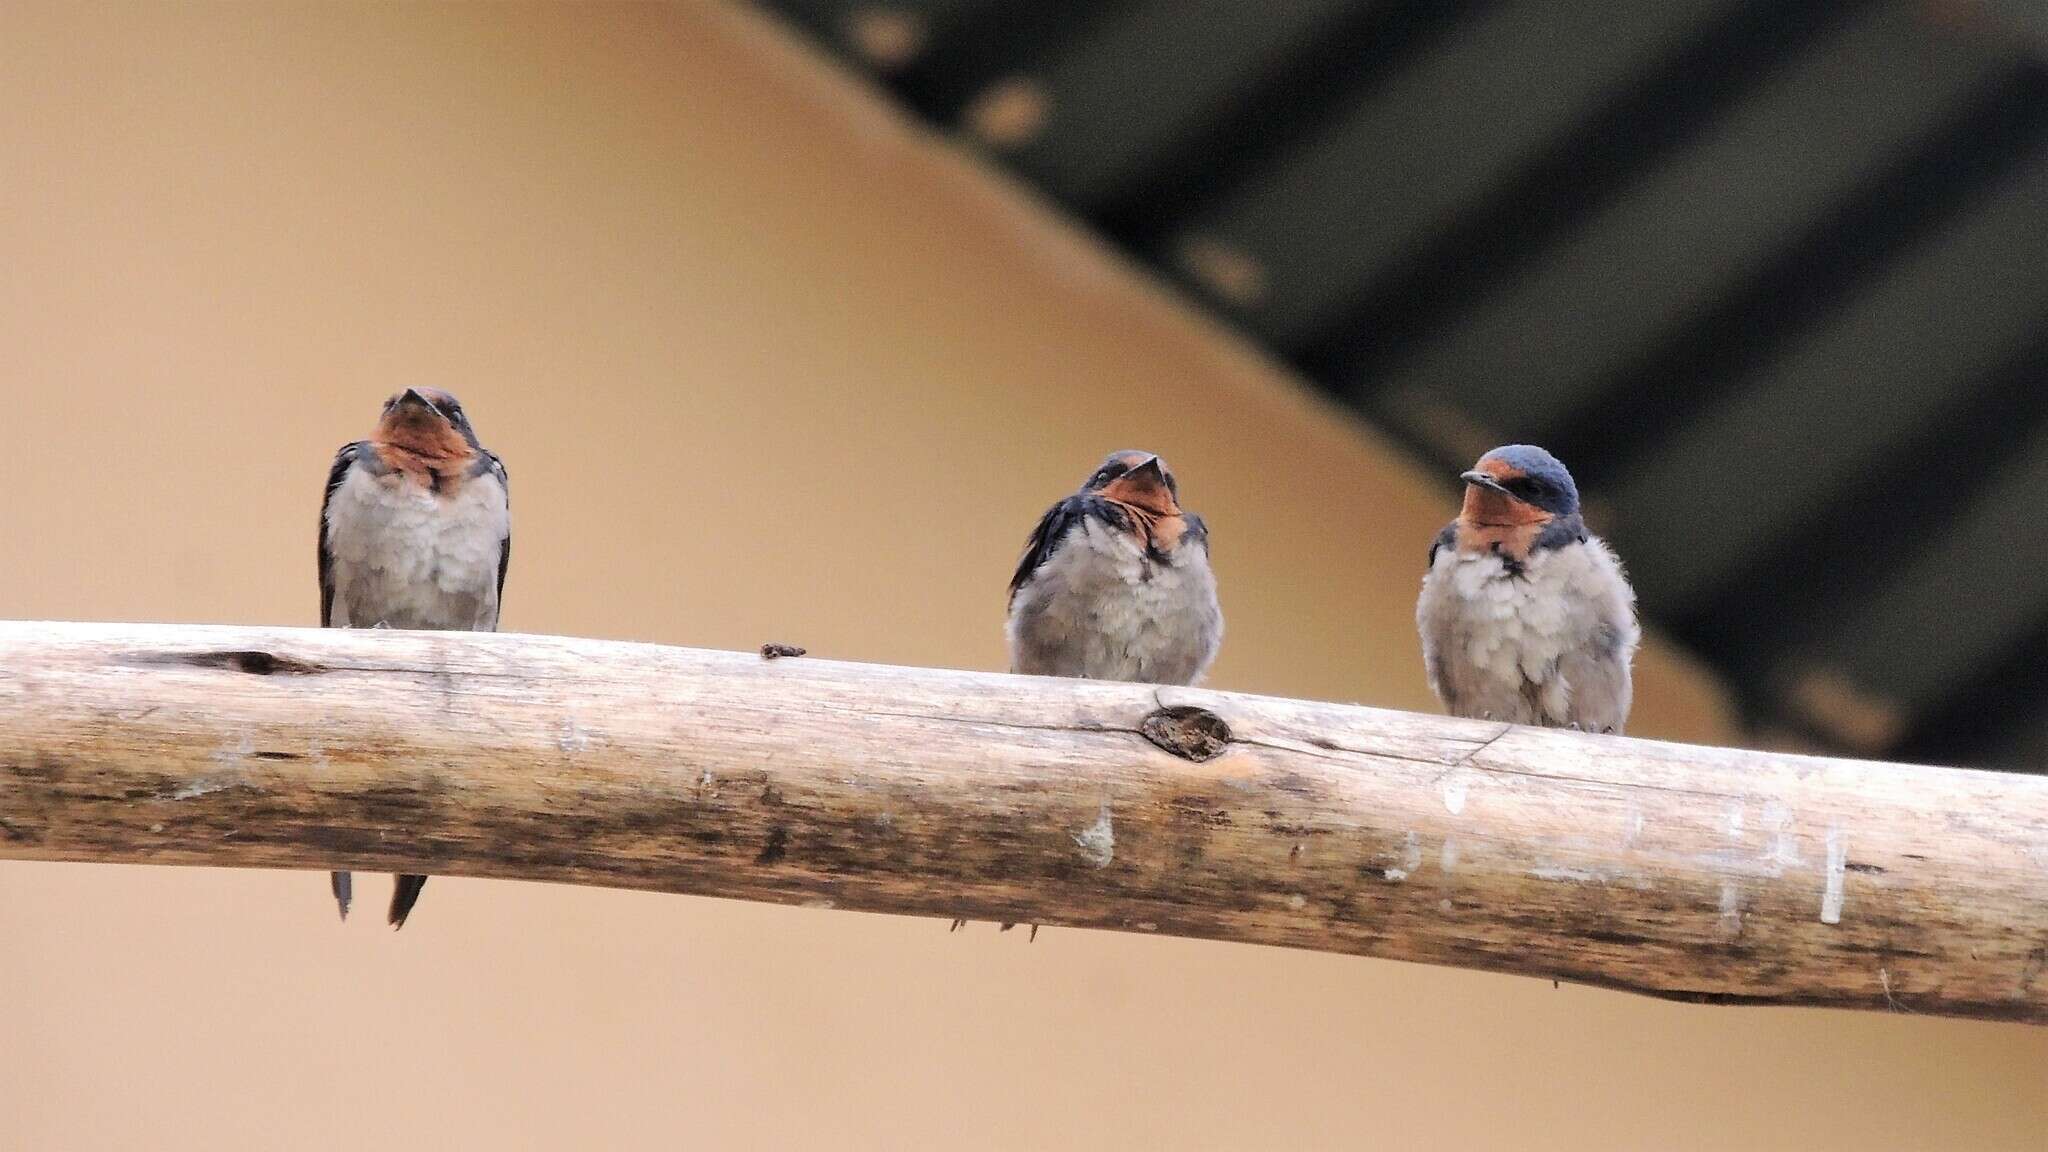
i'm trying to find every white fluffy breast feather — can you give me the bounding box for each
[1417,536,1636,726]
[1007,516,1222,685]
[324,465,508,631]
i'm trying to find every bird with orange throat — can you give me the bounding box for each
[1007,451,1222,685]
[986,451,1221,937]
[1418,444,1637,733]
[318,388,509,927]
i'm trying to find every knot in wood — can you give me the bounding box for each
[1140,705,1232,762]
[144,649,325,676]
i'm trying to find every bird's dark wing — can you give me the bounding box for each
[1427,521,1458,569]
[485,450,510,612]
[1008,494,1112,605]
[319,442,365,922]
[318,443,363,628]
[1182,512,1211,553]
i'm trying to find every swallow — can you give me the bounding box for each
[1416,444,1638,733]
[318,387,509,927]
[1006,451,1222,685]
[981,451,1221,935]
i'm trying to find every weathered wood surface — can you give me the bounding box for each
[1,621,2043,1022]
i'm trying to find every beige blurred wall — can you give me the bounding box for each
[0,3,2040,1148]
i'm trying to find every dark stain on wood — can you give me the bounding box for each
[1169,795,1232,829]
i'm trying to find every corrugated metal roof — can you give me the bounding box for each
[761,0,2048,772]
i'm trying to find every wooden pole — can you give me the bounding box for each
[1,620,2043,1022]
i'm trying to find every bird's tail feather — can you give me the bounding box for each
[330,870,352,920]
[388,874,428,929]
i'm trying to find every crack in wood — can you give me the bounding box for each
[1453,724,1515,768]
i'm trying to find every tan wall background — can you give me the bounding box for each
[0,3,2041,1148]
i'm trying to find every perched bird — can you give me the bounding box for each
[318,388,509,927]
[1006,451,1222,685]
[983,451,1221,935]
[1417,444,1638,733]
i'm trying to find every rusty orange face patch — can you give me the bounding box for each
[371,399,475,493]
[374,405,470,457]
[1148,513,1188,553]
[1100,467,1180,518]
[1458,462,1551,560]
[1457,517,1547,560]
[1459,482,1549,529]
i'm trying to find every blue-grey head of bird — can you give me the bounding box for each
[1458,444,1581,554]
[374,387,482,461]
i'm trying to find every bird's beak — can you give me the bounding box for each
[394,388,443,421]
[1460,469,1510,496]
[1102,455,1177,514]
